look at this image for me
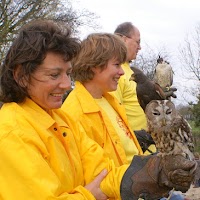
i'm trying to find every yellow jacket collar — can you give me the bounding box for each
[18,98,67,129]
[74,81,116,114]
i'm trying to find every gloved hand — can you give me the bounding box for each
[120,154,197,200]
[162,86,177,99]
[134,129,155,153]
[160,155,197,192]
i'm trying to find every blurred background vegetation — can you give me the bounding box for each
[190,121,200,153]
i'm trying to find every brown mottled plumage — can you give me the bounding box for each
[145,100,195,161]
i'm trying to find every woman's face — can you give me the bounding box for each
[27,52,72,111]
[88,58,124,98]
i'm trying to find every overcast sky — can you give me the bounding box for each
[72,0,200,105]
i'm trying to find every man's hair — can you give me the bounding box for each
[0,19,80,103]
[72,33,127,82]
[114,22,136,38]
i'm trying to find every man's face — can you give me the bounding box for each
[123,28,141,61]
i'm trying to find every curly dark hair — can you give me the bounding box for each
[0,19,80,103]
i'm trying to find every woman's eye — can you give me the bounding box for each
[50,74,59,79]
[66,72,71,77]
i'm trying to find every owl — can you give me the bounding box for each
[153,60,174,89]
[145,100,195,161]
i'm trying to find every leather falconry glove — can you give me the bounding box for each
[120,154,197,200]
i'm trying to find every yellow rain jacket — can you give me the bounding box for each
[0,98,127,199]
[62,81,143,167]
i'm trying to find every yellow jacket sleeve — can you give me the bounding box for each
[0,129,98,200]
[71,122,128,199]
[0,100,127,199]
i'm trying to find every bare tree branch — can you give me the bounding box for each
[0,0,99,63]
[179,24,200,81]
[131,43,171,80]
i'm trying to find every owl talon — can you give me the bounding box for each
[190,161,198,174]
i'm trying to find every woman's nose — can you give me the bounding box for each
[119,65,125,76]
[60,75,72,90]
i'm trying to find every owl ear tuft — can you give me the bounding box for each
[145,100,159,111]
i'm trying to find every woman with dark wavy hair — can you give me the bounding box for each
[0,19,197,200]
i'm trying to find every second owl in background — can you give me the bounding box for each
[145,100,195,161]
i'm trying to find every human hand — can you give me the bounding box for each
[85,169,108,200]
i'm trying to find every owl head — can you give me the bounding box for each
[145,100,177,127]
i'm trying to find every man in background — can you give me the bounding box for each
[112,22,146,132]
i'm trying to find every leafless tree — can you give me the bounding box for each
[179,23,200,81]
[0,0,99,63]
[131,43,171,80]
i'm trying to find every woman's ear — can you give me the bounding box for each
[13,65,28,88]
[92,66,99,74]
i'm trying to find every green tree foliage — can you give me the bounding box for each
[0,0,99,63]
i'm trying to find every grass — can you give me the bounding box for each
[189,121,200,153]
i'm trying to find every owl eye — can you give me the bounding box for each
[153,111,160,116]
[166,109,172,115]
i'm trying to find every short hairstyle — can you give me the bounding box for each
[72,33,127,82]
[114,22,136,38]
[0,19,80,103]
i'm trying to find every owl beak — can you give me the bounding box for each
[162,118,166,126]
